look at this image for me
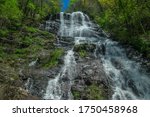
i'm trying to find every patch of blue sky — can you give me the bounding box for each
[61,0,70,12]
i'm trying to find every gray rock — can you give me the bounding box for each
[72,58,112,100]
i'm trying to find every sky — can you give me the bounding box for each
[61,0,70,12]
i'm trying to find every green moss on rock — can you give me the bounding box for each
[85,84,105,100]
[43,48,64,68]
[72,90,81,100]
[74,43,96,58]
[79,50,87,58]
[72,84,107,100]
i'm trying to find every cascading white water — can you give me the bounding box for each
[44,49,76,100]
[100,40,150,99]
[44,12,91,100]
[59,12,91,38]
[44,11,150,100]
[43,74,61,99]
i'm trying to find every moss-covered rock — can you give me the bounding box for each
[42,48,64,68]
[85,84,106,100]
[74,43,96,53]
[73,43,96,58]
[72,84,106,100]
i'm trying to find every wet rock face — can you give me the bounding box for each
[74,43,96,53]
[41,12,107,37]
[40,14,61,34]
[58,37,75,47]
[20,67,61,99]
[111,58,124,70]
[72,44,112,100]
[125,45,150,72]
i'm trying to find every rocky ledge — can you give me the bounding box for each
[71,43,112,100]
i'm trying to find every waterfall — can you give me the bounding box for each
[44,11,150,100]
[100,40,150,99]
[60,12,65,37]
[44,49,76,100]
[44,11,91,100]
[59,11,91,38]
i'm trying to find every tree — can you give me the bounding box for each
[0,0,22,27]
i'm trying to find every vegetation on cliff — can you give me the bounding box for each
[0,0,149,100]
[69,0,150,59]
[0,0,61,99]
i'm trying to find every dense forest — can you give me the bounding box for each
[0,0,150,99]
[0,0,60,27]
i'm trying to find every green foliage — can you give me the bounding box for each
[0,25,56,67]
[72,90,80,99]
[0,0,22,20]
[79,50,87,58]
[70,0,79,5]
[22,0,60,18]
[86,84,105,100]
[72,84,106,100]
[27,1,36,11]
[49,0,61,14]
[130,33,150,55]
[95,0,150,58]
[98,0,150,33]
[74,43,96,58]
[0,0,60,28]
[0,45,6,59]
[44,49,64,68]
[24,26,38,33]
[0,29,9,37]
[70,0,150,58]
[69,0,102,16]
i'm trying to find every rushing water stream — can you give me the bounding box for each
[44,49,76,99]
[44,11,150,100]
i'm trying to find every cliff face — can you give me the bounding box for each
[0,0,149,100]
[0,25,59,99]
[72,44,112,100]
[40,12,112,100]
